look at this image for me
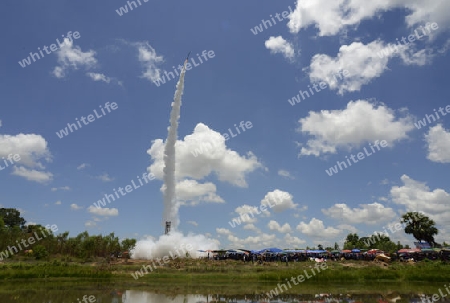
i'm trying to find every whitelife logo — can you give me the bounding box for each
[325,140,388,176]
[191,121,253,157]
[55,102,118,139]
[18,31,81,68]
[250,5,294,35]
[414,105,450,129]
[153,50,215,87]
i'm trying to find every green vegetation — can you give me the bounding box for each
[402,211,439,246]
[0,208,136,262]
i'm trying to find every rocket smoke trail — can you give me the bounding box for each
[162,59,188,231]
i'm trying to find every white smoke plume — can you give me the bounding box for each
[130,231,219,259]
[133,61,220,260]
[162,61,186,230]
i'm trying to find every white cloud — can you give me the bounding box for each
[227,233,276,248]
[96,173,114,182]
[234,204,260,224]
[147,123,262,188]
[55,200,62,205]
[268,220,292,233]
[135,41,164,85]
[243,224,260,232]
[425,124,450,163]
[70,203,83,210]
[85,221,97,227]
[261,189,298,213]
[77,163,89,170]
[86,72,111,83]
[216,228,232,236]
[308,41,398,94]
[52,38,97,78]
[0,133,51,168]
[391,175,450,226]
[265,36,295,59]
[187,221,198,226]
[284,233,306,246]
[297,100,414,156]
[297,218,341,239]
[12,166,53,183]
[87,205,118,217]
[287,0,450,36]
[322,202,396,225]
[174,179,224,205]
[51,186,70,192]
[278,169,294,179]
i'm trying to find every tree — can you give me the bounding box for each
[0,208,26,229]
[401,212,438,247]
[334,242,340,250]
[317,244,324,250]
[344,233,361,249]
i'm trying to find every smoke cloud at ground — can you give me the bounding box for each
[130,231,219,259]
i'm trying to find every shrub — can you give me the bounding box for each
[33,245,48,260]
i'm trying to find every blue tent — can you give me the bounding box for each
[351,249,361,253]
[264,247,283,253]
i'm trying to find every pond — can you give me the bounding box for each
[0,281,445,303]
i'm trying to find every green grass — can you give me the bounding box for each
[1,258,450,283]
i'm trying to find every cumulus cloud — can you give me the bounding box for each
[284,233,306,246]
[297,100,414,156]
[243,224,260,232]
[174,179,224,205]
[147,123,262,188]
[297,218,341,239]
[265,36,295,59]
[0,133,51,168]
[187,221,198,227]
[87,205,118,217]
[52,38,97,78]
[391,175,450,225]
[287,0,450,36]
[70,203,83,210]
[268,220,292,233]
[55,201,62,205]
[77,163,90,170]
[85,221,97,227]
[227,233,277,248]
[135,41,164,85]
[96,173,114,182]
[86,72,111,83]
[260,189,298,213]
[216,228,232,236]
[12,166,53,183]
[308,41,398,94]
[233,204,261,224]
[425,124,450,163]
[322,202,396,225]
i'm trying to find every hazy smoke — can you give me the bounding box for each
[162,62,186,230]
[130,231,219,259]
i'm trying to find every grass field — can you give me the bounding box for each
[0,257,448,283]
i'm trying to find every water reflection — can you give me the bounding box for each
[120,291,425,303]
[0,286,441,303]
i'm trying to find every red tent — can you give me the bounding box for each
[397,248,420,253]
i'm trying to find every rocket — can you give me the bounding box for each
[186,51,191,61]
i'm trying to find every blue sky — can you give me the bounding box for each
[1,0,450,249]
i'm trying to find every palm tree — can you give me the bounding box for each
[401,212,438,247]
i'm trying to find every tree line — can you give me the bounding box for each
[0,208,136,261]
